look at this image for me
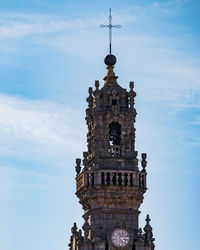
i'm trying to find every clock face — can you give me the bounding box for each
[111,228,130,248]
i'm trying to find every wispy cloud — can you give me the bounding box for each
[0,95,86,160]
[0,94,87,200]
[0,19,89,40]
[0,1,188,40]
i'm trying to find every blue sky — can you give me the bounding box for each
[0,0,199,250]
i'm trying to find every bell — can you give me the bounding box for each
[109,129,120,145]
[110,128,118,137]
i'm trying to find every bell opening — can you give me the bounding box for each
[109,122,121,145]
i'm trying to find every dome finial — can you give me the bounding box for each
[104,54,116,66]
[100,9,121,83]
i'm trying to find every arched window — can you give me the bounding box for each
[109,122,121,145]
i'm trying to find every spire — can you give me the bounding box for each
[100,9,121,85]
[145,214,151,225]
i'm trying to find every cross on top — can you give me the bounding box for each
[100,8,121,54]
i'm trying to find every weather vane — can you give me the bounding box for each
[100,8,121,54]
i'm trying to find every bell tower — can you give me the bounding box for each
[68,9,155,250]
[68,52,155,250]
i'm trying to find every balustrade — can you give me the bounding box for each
[76,170,146,192]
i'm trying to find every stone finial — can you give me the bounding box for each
[86,87,93,109]
[144,214,155,245]
[88,87,93,95]
[75,158,81,175]
[93,81,101,109]
[141,153,147,173]
[71,222,78,235]
[95,80,99,90]
[146,214,150,224]
[130,81,134,90]
[128,81,136,110]
[144,214,152,233]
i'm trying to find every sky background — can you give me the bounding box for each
[0,0,200,250]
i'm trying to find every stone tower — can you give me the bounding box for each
[68,54,155,250]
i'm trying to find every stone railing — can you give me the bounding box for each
[76,170,146,192]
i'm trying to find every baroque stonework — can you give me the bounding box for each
[68,54,155,250]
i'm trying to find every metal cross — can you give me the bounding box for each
[100,8,121,54]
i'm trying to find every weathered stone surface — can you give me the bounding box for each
[68,60,155,250]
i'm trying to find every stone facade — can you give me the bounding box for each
[68,54,155,250]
